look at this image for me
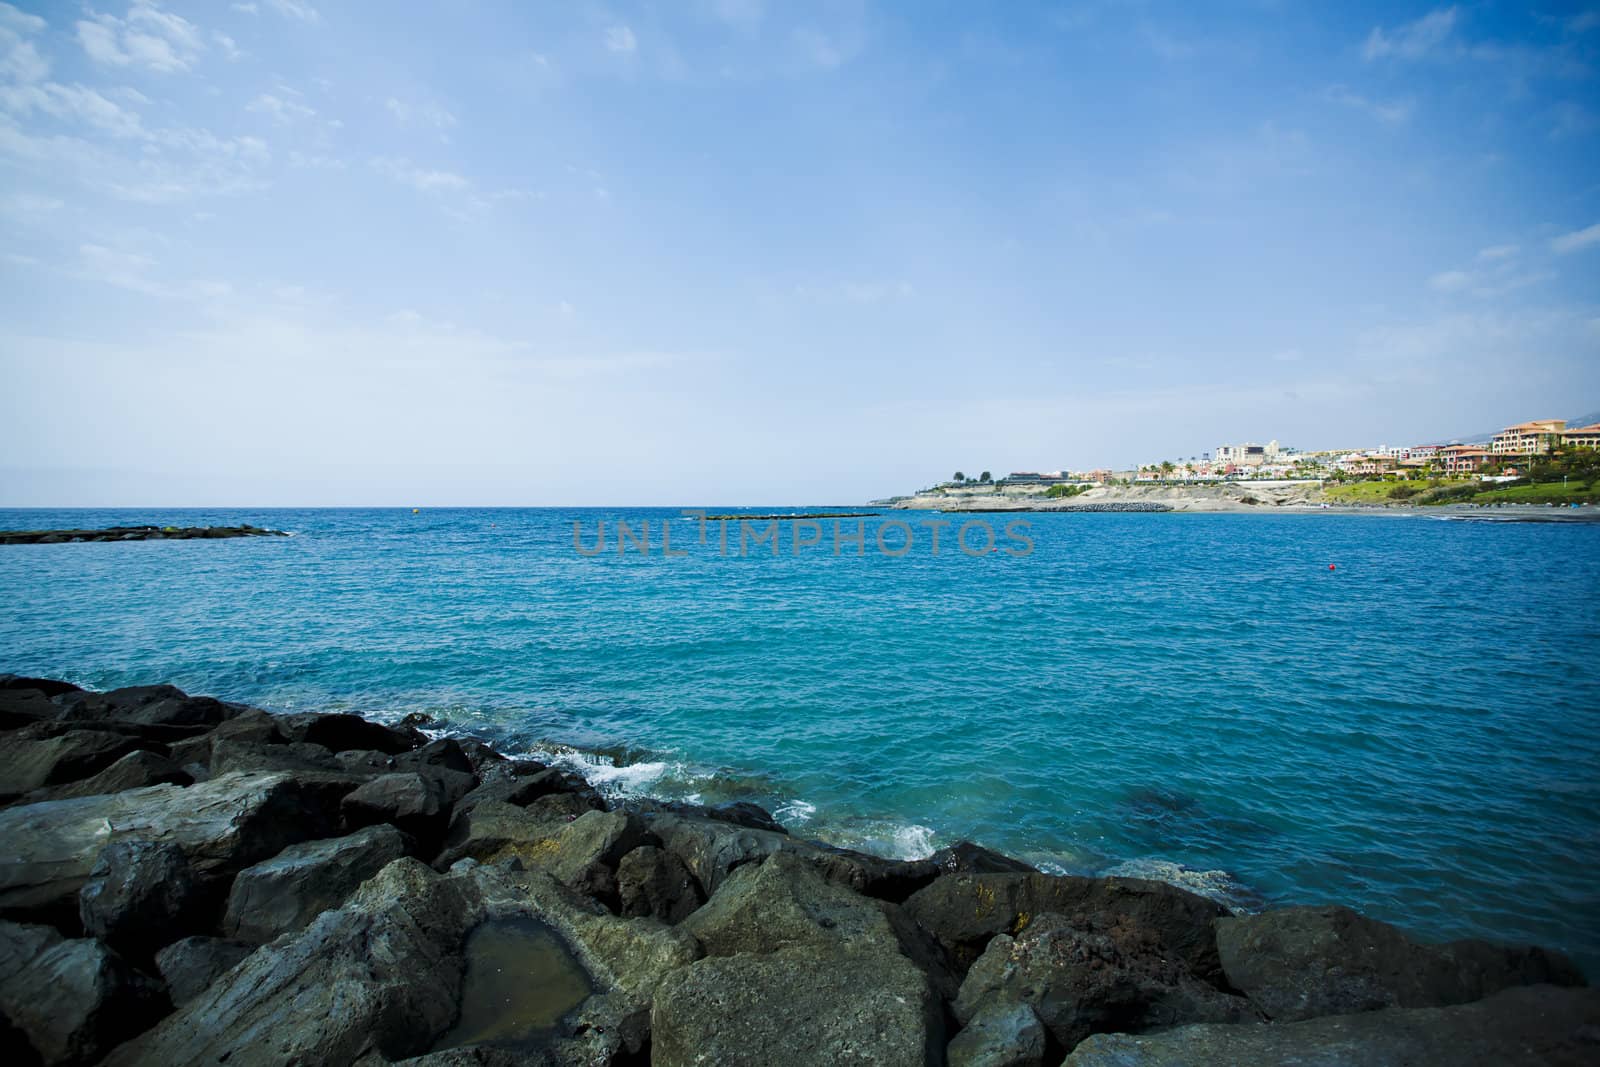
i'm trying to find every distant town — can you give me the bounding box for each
[935,415,1600,490]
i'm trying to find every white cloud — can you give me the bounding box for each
[385,97,457,129]
[372,156,470,192]
[77,2,206,73]
[265,0,319,23]
[792,28,844,68]
[1428,270,1472,292]
[246,92,315,124]
[76,242,231,301]
[0,82,147,138]
[1477,244,1518,260]
[0,3,46,34]
[605,25,636,53]
[230,3,258,13]
[214,32,241,61]
[1363,7,1457,61]
[1323,85,1413,125]
[1551,222,1600,254]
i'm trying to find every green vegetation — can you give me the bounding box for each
[1322,472,1595,507]
[1471,482,1595,505]
[1044,483,1090,499]
[1322,481,1402,504]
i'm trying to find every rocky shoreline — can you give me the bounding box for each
[0,676,1593,1065]
[0,526,288,545]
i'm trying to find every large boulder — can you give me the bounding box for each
[153,936,255,1006]
[78,840,201,960]
[24,751,192,804]
[0,728,152,802]
[453,765,590,817]
[1062,984,1600,1066]
[53,685,240,730]
[953,912,1253,1052]
[0,771,346,923]
[222,824,410,944]
[434,794,604,870]
[108,859,700,1066]
[947,1002,1048,1067]
[617,845,704,924]
[0,920,165,1066]
[1216,905,1587,1021]
[278,713,423,755]
[501,810,648,907]
[342,772,452,850]
[651,946,942,1067]
[903,872,1229,981]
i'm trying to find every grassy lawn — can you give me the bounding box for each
[1470,482,1597,505]
[1322,482,1408,503]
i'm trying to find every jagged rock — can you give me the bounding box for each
[0,684,60,730]
[279,713,423,755]
[54,685,239,730]
[503,810,647,906]
[0,771,345,923]
[78,840,201,960]
[434,795,604,870]
[1062,985,1600,1066]
[617,845,704,923]
[222,824,411,944]
[24,750,191,803]
[108,859,699,1066]
[947,1002,1048,1067]
[210,738,358,779]
[651,945,942,1067]
[0,676,81,698]
[1216,905,1588,1021]
[0,728,152,802]
[342,772,451,848]
[0,920,165,1066]
[453,764,581,817]
[397,738,473,775]
[166,709,286,767]
[931,841,1037,876]
[154,936,255,1006]
[953,912,1253,1052]
[902,872,1228,980]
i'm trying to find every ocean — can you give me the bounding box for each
[2,506,1597,971]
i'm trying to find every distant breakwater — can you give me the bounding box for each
[0,525,288,546]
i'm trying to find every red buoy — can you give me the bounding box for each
[1329,564,1336,571]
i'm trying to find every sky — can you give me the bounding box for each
[1,1,1598,506]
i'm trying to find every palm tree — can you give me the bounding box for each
[979,471,992,483]
[953,472,966,482]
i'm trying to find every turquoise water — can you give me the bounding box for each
[2,507,1598,970]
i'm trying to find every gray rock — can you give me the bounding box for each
[397,738,473,775]
[954,912,1253,1051]
[0,728,150,801]
[78,840,200,960]
[165,709,285,766]
[110,859,700,1066]
[617,844,704,923]
[452,763,579,817]
[931,841,1037,876]
[1062,984,1600,1067]
[0,771,345,922]
[153,936,255,1005]
[24,750,191,803]
[343,772,451,847]
[279,713,423,755]
[515,810,647,906]
[0,684,60,730]
[434,794,603,870]
[222,824,410,944]
[651,946,942,1067]
[0,920,165,1066]
[54,684,240,730]
[947,1002,1047,1067]
[902,872,1228,981]
[1216,905,1588,1022]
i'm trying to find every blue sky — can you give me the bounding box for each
[1,1,1597,505]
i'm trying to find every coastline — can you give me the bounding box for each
[0,676,1593,1064]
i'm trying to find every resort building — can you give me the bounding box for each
[1215,440,1281,467]
[1491,420,1566,455]
[1562,423,1600,450]
[1438,445,1495,474]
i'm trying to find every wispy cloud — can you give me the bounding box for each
[76,1,206,74]
[1363,7,1457,61]
[1551,222,1600,254]
[1477,244,1518,260]
[76,242,232,301]
[371,156,469,193]
[246,91,315,124]
[605,25,637,54]
[265,0,319,24]
[1323,84,1414,125]
[385,97,456,130]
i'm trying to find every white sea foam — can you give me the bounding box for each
[773,799,816,824]
[889,823,937,860]
[1103,857,1262,914]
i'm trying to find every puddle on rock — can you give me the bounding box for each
[433,916,595,1051]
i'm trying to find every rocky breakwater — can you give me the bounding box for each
[0,526,287,546]
[0,674,1593,1066]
